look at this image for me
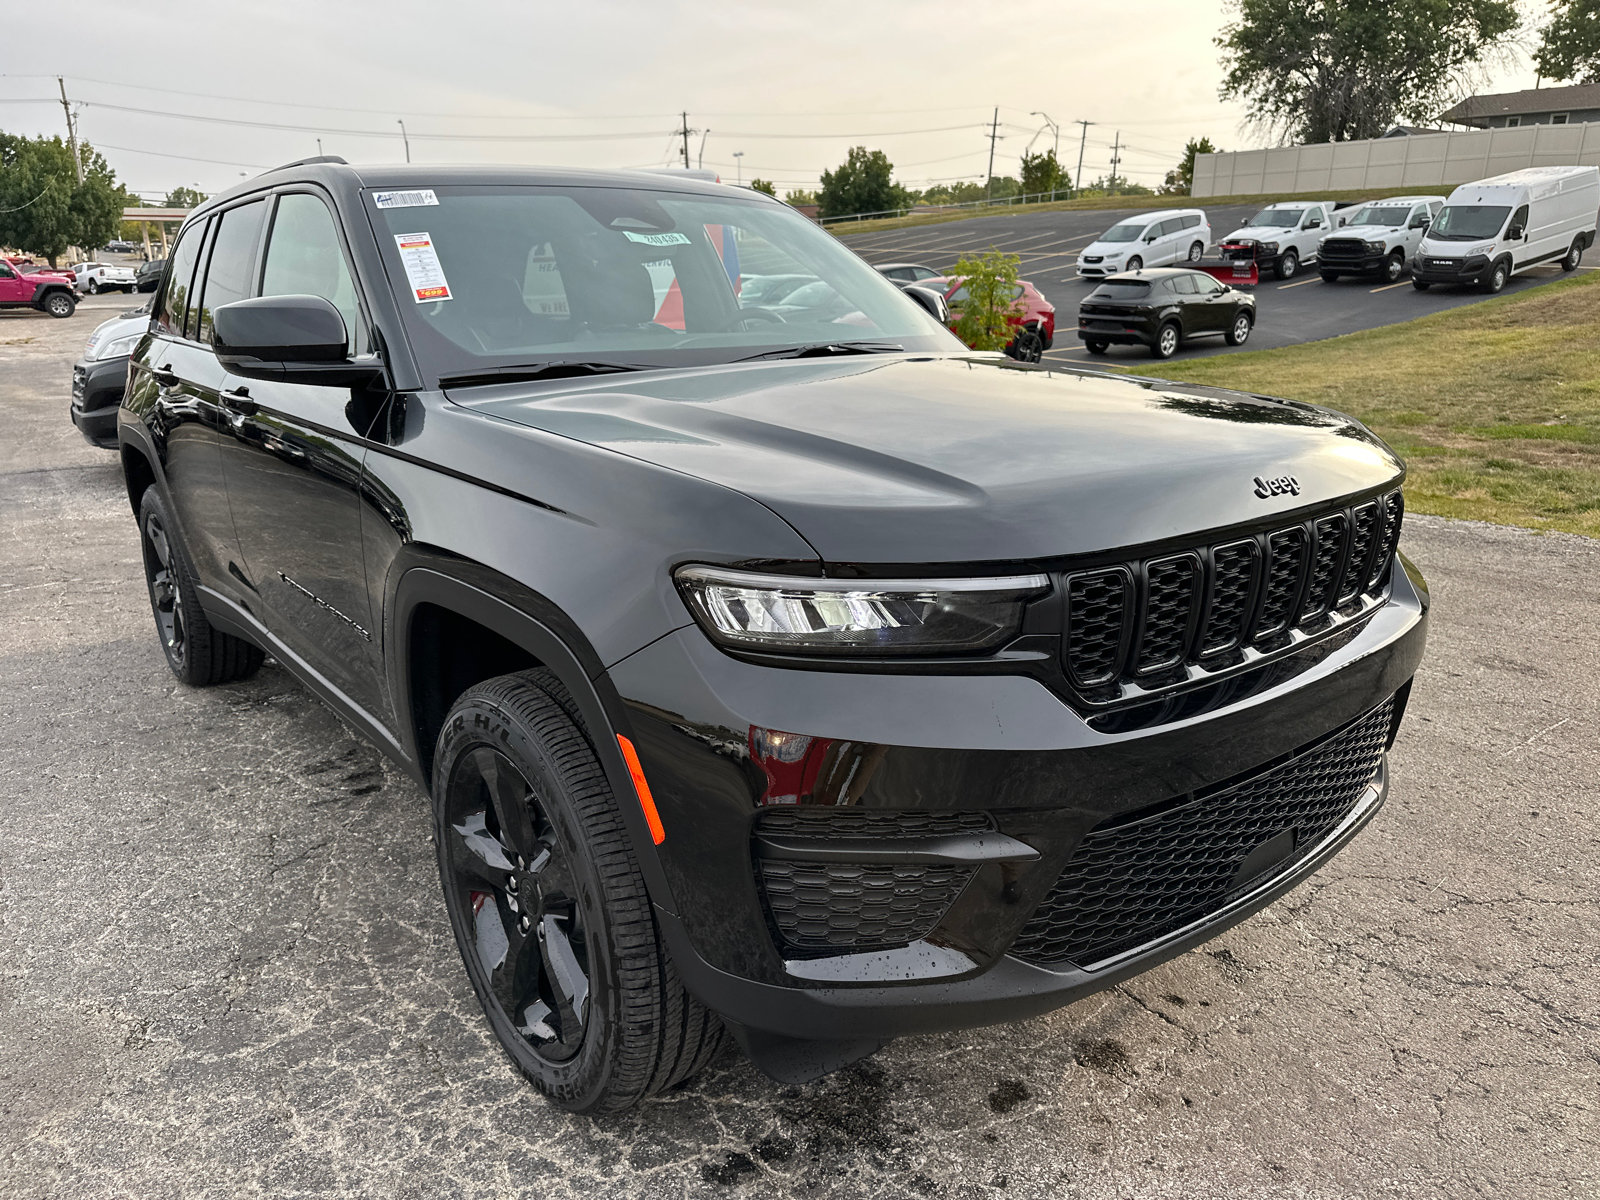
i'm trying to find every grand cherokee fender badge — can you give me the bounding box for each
[1253,474,1301,499]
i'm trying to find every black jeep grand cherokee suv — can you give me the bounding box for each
[117,158,1428,1113]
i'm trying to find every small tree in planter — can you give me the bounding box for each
[948,248,1022,352]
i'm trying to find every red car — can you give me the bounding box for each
[918,275,1055,362]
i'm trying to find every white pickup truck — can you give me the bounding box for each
[73,261,138,294]
[1217,201,1340,280]
[1316,196,1447,283]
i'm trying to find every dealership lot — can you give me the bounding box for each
[841,203,1595,364]
[2,295,1597,1198]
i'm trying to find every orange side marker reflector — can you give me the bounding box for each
[617,735,666,845]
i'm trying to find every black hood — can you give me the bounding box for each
[455,355,1402,566]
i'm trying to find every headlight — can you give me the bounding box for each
[91,333,141,361]
[1104,251,1124,259]
[1257,241,1278,255]
[674,565,1049,656]
[1364,240,1386,254]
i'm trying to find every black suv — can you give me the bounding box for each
[117,159,1428,1114]
[1078,267,1256,359]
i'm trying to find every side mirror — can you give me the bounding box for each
[1338,217,1347,226]
[1306,218,1321,228]
[903,284,949,325]
[212,294,381,385]
[1411,218,1430,230]
[1509,225,1526,240]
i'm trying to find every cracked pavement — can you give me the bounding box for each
[2,295,1597,1199]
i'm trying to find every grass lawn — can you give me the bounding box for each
[1123,270,1600,539]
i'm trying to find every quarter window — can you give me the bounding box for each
[261,193,363,352]
[156,218,207,339]
[196,200,268,345]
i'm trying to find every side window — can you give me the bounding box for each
[1170,275,1197,295]
[0,263,14,280]
[1193,273,1222,294]
[913,266,940,280]
[196,199,268,345]
[261,193,363,352]
[1182,214,1202,230]
[1155,218,1178,238]
[1508,204,1530,236]
[156,218,207,338]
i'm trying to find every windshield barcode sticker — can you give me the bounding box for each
[394,232,452,302]
[374,189,439,210]
[623,231,691,247]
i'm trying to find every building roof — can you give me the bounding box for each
[1382,126,1445,138]
[1439,83,1600,126]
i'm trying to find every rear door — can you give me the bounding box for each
[1188,272,1230,333]
[214,188,387,719]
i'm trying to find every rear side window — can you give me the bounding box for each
[196,200,268,345]
[1182,214,1202,229]
[156,219,208,338]
[261,193,363,353]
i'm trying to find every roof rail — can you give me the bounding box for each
[264,155,349,173]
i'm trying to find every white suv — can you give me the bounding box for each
[1316,197,1445,283]
[1077,209,1210,277]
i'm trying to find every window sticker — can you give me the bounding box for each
[623,231,691,247]
[373,189,439,210]
[394,232,453,302]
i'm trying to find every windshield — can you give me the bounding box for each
[1429,205,1512,241]
[1099,221,1147,243]
[368,184,958,381]
[1345,205,1412,227]
[1248,208,1302,227]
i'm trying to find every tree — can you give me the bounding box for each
[1535,0,1600,83]
[749,178,776,197]
[1217,0,1520,143]
[784,187,818,207]
[817,147,911,219]
[164,186,207,210]
[0,133,126,266]
[1020,149,1068,201]
[1083,174,1154,197]
[948,248,1022,353]
[1162,138,1218,195]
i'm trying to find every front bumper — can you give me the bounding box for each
[1319,252,1388,274]
[609,554,1429,1043]
[1076,261,1125,277]
[71,355,127,448]
[1412,254,1490,284]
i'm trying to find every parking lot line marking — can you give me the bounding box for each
[1369,281,1413,293]
[1275,277,1318,289]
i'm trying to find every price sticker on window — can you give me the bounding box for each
[394,232,452,303]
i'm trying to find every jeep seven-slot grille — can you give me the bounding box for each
[1062,491,1402,698]
[1009,698,1394,969]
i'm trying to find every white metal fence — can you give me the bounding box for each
[1193,121,1600,198]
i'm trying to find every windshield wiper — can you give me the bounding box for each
[439,361,647,388]
[734,341,905,362]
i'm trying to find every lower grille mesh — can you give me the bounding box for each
[759,860,974,954]
[1009,698,1394,969]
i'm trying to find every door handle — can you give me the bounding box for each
[152,365,179,390]
[220,386,258,416]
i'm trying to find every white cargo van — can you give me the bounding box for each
[1413,166,1599,292]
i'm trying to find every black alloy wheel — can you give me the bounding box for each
[1007,328,1044,363]
[1276,249,1299,280]
[1084,339,1109,355]
[1482,260,1508,294]
[1225,311,1253,346]
[1383,252,1404,283]
[1563,240,1583,271]
[1320,271,1340,283]
[44,292,74,318]
[1188,241,1205,262]
[1151,321,1181,359]
[137,486,263,685]
[433,672,723,1113]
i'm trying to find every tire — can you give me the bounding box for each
[137,486,264,686]
[1187,241,1205,263]
[1320,271,1340,283]
[1084,339,1109,355]
[1382,252,1404,283]
[1275,249,1299,281]
[1224,311,1253,346]
[1481,259,1508,294]
[1006,328,1044,363]
[43,291,75,318]
[1150,321,1180,359]
[86,278,100,294]
[1412,279,1431,291]
[1562,239,1583,271]
[1125,256,1143,272]
[432,671,723,1114]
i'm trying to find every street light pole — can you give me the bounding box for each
[732,150,744,186]
[397,119,411,163]
[698,129,710,170]
[1073,119,1094,199]
[1030,111,1060,200]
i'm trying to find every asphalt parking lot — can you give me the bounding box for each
[840,203,1597,365]
[2,294,1598,1199]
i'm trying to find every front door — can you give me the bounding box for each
[0,261,29,304]
[214,189,387,720]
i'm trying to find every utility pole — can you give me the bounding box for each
[57,77,82,183]
[679,112,693,169]
[985,106,1000,202]
[1108,131,1123,195]
[397,120,411,163]
[1072,119,1094,199]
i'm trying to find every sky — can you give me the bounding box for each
[1,0,1550,203]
